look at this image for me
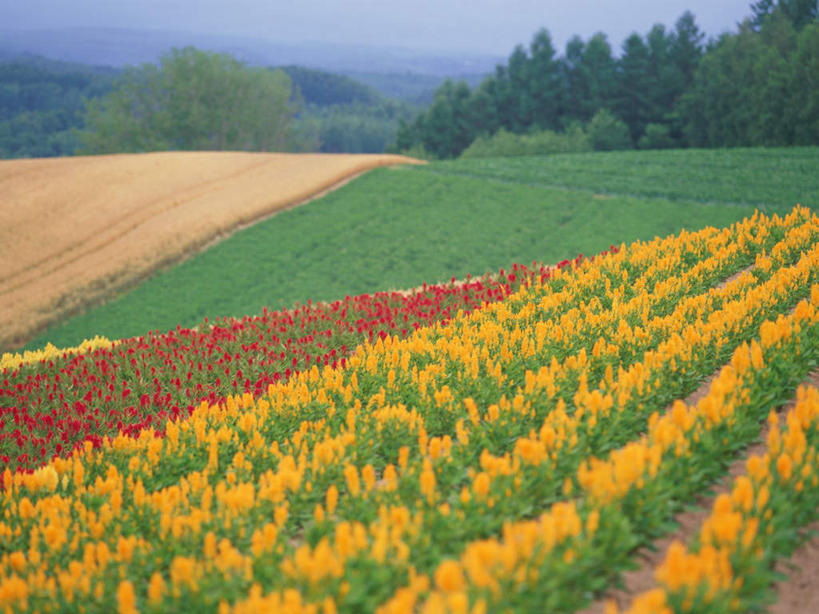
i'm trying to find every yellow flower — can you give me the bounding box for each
[116,580,137,614]
[472,472,490,499]
[344,464,361,497]
[776,453,793,481]
[434,560,465,592]
[326,484,339,515]
[420,460,437,503]
[148,572,165,605]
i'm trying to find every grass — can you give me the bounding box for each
[24,146,818,351]
[432,147,819,210]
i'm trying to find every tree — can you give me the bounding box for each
[564,33,617,122]
[587,109,632,150]
[792,21,819,143]
[751,0,818,30]
[505,45,531,132]
[525,29,566,130]
[79,47,305,154]
[615,33,655,142]
[411,79,475,159]
[679,12,819,147]
[670,10,705,83]
[639,123,675,149]
[645,25,679,119]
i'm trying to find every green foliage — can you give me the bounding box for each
[79,47,306,154]
[563,33,617,122]
[681,15,819,147]
[0,58,115,158]
[28,147,818,348]
[432,147,819,209]
[300,100,415,154]
[638,123,676,149]
[398,13,706,158]
[460,126,590,158]
[393,3,816,155]
[396,79,476,159]
[614,33,655,142]
[751,0,818,30]
[279,65,382,107]
[586,109,633,151]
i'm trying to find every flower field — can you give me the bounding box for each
[1,259,567,472]
[2,206,819,612]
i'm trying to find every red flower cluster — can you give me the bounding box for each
[0,251,615,473]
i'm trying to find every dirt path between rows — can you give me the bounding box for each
[770,478,819,613]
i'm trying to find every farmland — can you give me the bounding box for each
[0,151,418,351]
[26,147,819,352]
[2,199,819,611]
[2,146,819,613]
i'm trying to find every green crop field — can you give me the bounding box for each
[25,147,818,351]
[430,147,819,209]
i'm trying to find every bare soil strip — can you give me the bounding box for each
[770,517,819,613]
[0,151,419,350]
[769,397,819,614]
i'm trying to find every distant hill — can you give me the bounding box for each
[0,35,496,157]
[0,27,501,78]
[342,71,491,105]
[0,56,117,158]
[279,66,383,107]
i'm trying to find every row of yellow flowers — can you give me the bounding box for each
[0,207,816,613]
[387,286,819,613]
[625,383,819,613]
[0,336,113,372]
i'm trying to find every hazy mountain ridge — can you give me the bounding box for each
[0,27,502,77]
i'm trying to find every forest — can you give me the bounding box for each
[0,53,420,157]
[0,0,816,158]
[396,1,819,158]
[0,58,116,158]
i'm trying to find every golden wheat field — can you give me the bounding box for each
[0,151,419,349]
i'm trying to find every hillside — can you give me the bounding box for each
[0,151,418,350]
[2,206,819,612]
[23,147,818,352]
[0,57,117,158]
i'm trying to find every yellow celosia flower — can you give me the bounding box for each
[434,560,465,592]
[116,580,137,614]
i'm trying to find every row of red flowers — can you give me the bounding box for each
[0,254,600,473]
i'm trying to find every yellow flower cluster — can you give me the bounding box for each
[0,207,817,613]
[0,335,113,371]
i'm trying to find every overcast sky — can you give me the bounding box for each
[3,0,753,56]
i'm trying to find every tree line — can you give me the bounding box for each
[0,50,419,157]
[395,1,819,158]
